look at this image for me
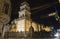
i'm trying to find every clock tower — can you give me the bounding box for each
[16,1,31,32]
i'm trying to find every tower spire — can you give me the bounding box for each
[17,0,31,32]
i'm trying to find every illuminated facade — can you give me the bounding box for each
[10,1,51,33]
[10,2,39,32]
[16,2,31,32]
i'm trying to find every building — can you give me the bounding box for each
[9,1,51,33]
[0,0,11,35]
[9,1,39,32]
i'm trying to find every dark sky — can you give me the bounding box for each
[10,0,60,29]
[10,0,59,18]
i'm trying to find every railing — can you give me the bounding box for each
[3,31,55,39]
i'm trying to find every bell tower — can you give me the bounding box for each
[19,1,31,19]
[16,1,31,32]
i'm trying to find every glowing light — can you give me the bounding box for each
[32,22,38,32]
[44,26,51,32]
[59,0,60,3]
[55,32,59,37]
[16,19,25,32]
[48,13,56,16]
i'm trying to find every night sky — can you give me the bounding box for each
[10,0,60,29]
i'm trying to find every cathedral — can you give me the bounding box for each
[10,1,38,32]
[9,1,51,33]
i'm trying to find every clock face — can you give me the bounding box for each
[4,3,9,15]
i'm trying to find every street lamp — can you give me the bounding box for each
[59,0,60,3]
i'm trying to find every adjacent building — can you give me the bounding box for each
[0,0,11,35]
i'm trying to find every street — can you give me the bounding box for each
[3,37,59,39]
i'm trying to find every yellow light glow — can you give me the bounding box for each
[16,19,25,32]
[32,22,38,32]
[44,26,51,32]
[25,19,30,31]
[59,0,60,3]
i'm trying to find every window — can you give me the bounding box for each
[4,3,9,15]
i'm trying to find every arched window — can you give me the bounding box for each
[4,3,9,15]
